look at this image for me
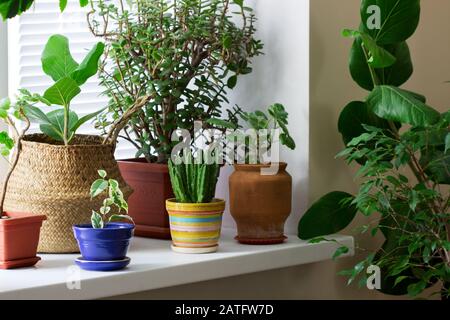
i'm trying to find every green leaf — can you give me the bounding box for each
[71,42,105,85]
[333,246,350,260]
[407,281,427,297]
[367,86,441,127]
[227,75,238,89]
[41,35,79,82]
[298,191,357,240]
[98,170,107,178]
[232,0,244,8]
[91,211,104,229]
[79,0,89,7]
[70,108,105,133]
[90,179,108,198]
[43,77,81,106]
[24,105,52,125]
[59,0,67,11]
[343,30,396,68]
[0,0,34,20]
[360,0,421,45]
[40,109,78,142]
[338,101,393,146]
[349,38,413,91]
[0,131,14,156]
[206,118,238,130]
[0,97,11,110]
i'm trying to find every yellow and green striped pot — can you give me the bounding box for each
[166,199,225,254]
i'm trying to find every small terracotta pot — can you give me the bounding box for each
[118,159,174,239]
[0,212,46,269]
[166,199,225,254]
[229,163,292,244]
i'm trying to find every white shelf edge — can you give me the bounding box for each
[0,229,354,300]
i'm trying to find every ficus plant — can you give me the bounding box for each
[88,0,263,163]
[0,0,89,20]
[23,34,105,145]
[298,0,450,298]
[89,170,133,229]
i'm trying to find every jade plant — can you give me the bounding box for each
[0,0,88,20]
[88,0,263,163]
[168,155,220,204]
[23,34,105,145]
[89,170,133,229]
[298,0,450,298]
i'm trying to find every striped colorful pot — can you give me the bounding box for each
[165,199,225,254]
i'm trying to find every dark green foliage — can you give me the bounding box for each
[168,157,220,203]
[299,0,450,298]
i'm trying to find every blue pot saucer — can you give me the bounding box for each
[75,257,130,271]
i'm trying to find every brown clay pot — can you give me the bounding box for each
[118,159,173,239]
[0,212,46,269]
[229,163,292,244]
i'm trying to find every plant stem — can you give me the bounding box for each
[63,104,69,145]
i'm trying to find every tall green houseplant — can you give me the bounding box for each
[298,0,450,298]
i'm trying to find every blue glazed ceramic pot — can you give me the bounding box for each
[73,223,134,261]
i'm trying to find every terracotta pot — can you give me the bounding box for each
[118,159,173,239]
[166,199,225,254]
[229,163,292,244]
[0,212,46,269]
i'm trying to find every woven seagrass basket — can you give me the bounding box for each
[2,134,132,253]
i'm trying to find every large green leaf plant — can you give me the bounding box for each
[298,0,450,298]
[21,34,105,145]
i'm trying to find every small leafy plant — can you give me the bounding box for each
[0,96,32,216]
[24,34,105,145]
[89,170,132,229]
[213,103,296,164]
[168,155,220,204]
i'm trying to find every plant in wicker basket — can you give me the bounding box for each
[1,34,136,253]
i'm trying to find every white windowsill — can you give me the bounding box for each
[0,228,354,300]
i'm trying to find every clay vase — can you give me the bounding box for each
[0,212,46,269]
[118,159,173,239]
[229,163,292,244]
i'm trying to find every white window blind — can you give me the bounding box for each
[7,0,134,159]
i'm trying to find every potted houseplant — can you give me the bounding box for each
[2,34,132,253]
[73,170,134,271]
[166,154,224,253]
[0,97,46,269]
[226,104,296,244]
[0,0,88,20]
[298,0,450,299]
[88,0,262,239]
